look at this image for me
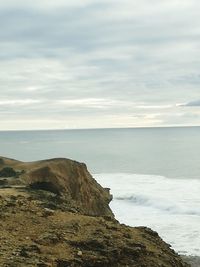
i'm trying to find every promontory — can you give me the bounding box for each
[0,156,190,267]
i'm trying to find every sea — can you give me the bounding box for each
[0,126,200,256]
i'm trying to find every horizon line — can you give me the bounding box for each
[0,125,200,132]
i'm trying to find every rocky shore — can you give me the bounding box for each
[0,156,190,267]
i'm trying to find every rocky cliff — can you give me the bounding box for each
[0,156,190,267]
[0,157,113,217]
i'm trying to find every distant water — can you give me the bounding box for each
[0,127,200,255]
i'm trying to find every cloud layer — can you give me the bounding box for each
[1,0,200,129]
[181,100,200,107]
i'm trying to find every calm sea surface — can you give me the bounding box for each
[0,126,200,178]
[0,127,200,255]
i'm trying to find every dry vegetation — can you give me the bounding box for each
[0,157,190,267]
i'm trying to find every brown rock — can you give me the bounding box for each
[0,156,190,267]
[0,157,113,217]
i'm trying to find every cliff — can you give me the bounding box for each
[0,157,113,217]
[0,156,189,267]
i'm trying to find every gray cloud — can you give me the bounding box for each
[180,100,200,107]
[0,0,200,129]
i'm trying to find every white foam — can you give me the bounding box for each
[94,173,200,256]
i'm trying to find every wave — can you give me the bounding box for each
[94,172,200,216]
[93,173,200,256]
[115,194,200,216]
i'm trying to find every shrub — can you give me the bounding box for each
[0,167,17,177]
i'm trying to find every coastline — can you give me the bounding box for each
[0,156,190,267]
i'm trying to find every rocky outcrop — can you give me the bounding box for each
[0,156,190,267]
[0,157,113,217]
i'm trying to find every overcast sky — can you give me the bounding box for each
[1,0,200,130]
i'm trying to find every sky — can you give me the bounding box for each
[1,0,200,130]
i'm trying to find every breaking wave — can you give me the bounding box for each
[94,173,200,256]
[115,194,200,216]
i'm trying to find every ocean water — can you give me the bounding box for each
[94,173,200,256]
[0,127,200,256]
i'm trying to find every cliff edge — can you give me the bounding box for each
[0,156,113,217]
[0,156,189,267]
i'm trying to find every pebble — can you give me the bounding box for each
[43,208,55,217]
[77,250,82,256]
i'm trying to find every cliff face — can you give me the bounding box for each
[0,156,189,267]
[0,157,113,217]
